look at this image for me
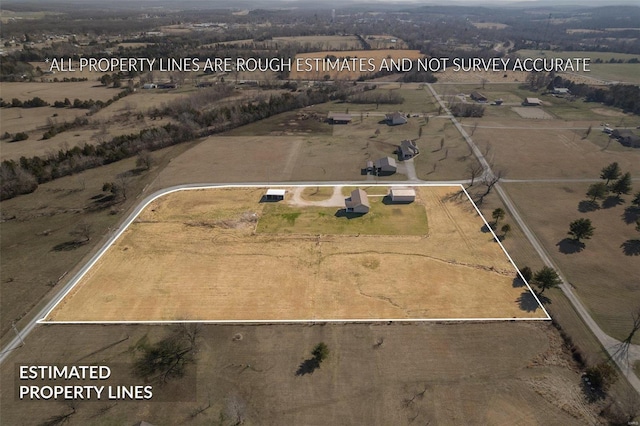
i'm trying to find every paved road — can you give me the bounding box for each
[427,83,640,395]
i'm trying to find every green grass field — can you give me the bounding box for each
[516,49,640,62]
[256,198,428,236]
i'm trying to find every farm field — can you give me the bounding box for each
[0,322,595,425]
[0,81,118,103]
[45,186,546,321]
[289,49,424,80]
[503,182,640,343]
[471,125,640,179]
[515,50,640,84]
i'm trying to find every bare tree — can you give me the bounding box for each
[69,221,92,243]
[466,162,484,187]
[477,169,505,204]
[136,151,153,170]
[612,307,640,363]
[470,122,478,136]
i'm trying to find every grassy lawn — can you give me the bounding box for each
[225,109,332,136]
[257,197,428,235]
[342,185,390,196]
[588,63,640,84]
[516,49,640,62]
[301,186,335,200]
[310,86,439,114]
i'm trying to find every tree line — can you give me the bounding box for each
[1,87,338,200]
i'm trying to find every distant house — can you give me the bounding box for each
[397,139,419,160]
[264,189,286,201]
[374,157,397,175]
[385,112,407,126]
[523,97,542,106]
[389,187,416,203]
[470,91,488,102]
[142,83,157,89]
[552,87,570,95]
[345,189,370,214]
[612,129,640,148]
[327,112,352,124]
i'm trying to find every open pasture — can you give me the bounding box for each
[45,186,546,322]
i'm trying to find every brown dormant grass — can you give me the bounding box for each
[46,186,545,321]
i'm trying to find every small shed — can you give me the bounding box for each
[385,112,407,126]
[345,189,370,214]
[523,97,542,106]
[470,91,488,102]
[265,189,286,201]
[389,187,416,203]
[327,112,352,124]
[374,157,397,175]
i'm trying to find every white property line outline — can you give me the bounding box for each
[39,183,550,324]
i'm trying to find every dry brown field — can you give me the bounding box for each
[1,80,117,103]
[289,49,424,80]
[471,126,640,179]
[0,321,597,425]
[0,143,197,337]
[46,186,546,321]
[503,182,640,343]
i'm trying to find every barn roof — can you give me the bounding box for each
[345,189,370,208]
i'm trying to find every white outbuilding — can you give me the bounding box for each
[389,187,416,203]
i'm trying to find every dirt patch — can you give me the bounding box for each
[46,186,546,321]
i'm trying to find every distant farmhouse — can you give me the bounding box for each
[397,139,419,160]
[345,189,370,214]
[470,91,488,103]
[385,112,407,126]
[612,129,640,148]
[552,87,570,95]
[327,112,352,124]
[374,157,397,175]
[389,187,416,203]
[142,83,157,89]
[523,97,542,106]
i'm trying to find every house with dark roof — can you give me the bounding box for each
[385,112,407,126]
[345,189,370,214]
[327,112,352,124]
[613,129,640,148]
[470,91,487,102]
[374,157,397,175]
[397,139,419,160]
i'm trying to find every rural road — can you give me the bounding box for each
[427,83,640,394]
[1,89,639,397]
